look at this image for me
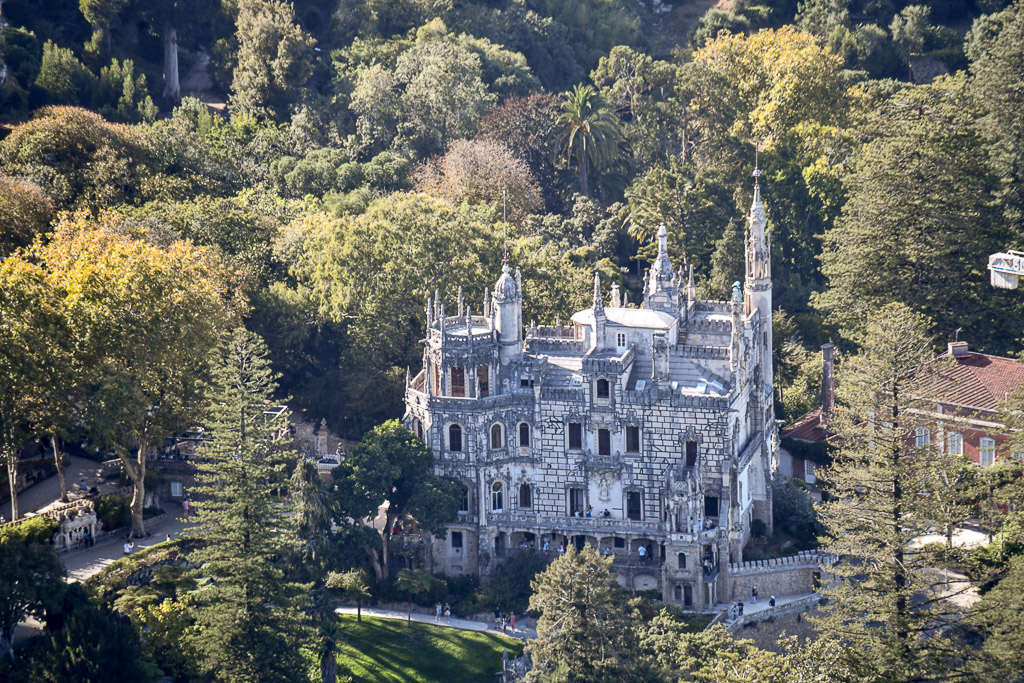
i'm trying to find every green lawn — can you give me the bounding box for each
[336,615,524,682]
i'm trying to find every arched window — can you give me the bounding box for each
[490,424,503,449]
[449,424,462,452]
[491,481,504,512]
[519,483,532,508]
[413,419,423,439]
[519,423,530,447]
[596,378,610,399]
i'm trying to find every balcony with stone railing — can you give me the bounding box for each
[487,512,668,536]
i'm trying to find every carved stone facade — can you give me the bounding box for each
[404,180,776,610]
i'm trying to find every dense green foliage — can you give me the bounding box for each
[2,0,1024,679]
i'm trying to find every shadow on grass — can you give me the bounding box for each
[336,615,524,682]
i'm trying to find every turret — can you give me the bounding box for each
[591,272,606,352]
[644,223,680,315]
[492,263,523,366]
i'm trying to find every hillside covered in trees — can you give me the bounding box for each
[1,0,1022,436]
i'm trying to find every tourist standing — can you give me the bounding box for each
[751,586,758,603]
[444,603,451,623]
[182,497,190,519]
[435,602,442,622]
[738,600,744,616]
[637,544,646,565]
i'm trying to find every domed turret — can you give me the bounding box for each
[492,263,523,365]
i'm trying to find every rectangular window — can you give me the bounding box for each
[459,488,469,513]
[947,432,963,456]
[170,481,183,498]
[478,366,489,397]
[568,487,584,515]
[617,333,626,349]
[626,426,640,453]
[520,377,530,387]
[451,367,465,397]
[685,440,698,467]
[980,438,996,467]
[451,531,463,549]
[704,495,719,518]
[626,491,642,520]
[568,423,582,450]
[915,426,931,448]
[614,537,625,548]
[677,552,686,569]
[598,428,611,456]
[683,584,693,607]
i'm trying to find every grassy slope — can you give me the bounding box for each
[336,615,524,683]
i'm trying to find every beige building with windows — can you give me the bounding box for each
[404,179,777,610]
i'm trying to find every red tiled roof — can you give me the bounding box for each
[781,407,827,442]
[927,352,1024,412]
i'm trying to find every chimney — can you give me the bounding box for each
[948,341,969,357]
[821,343,835,416]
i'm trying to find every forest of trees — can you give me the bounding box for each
[1,0,1024,680]
[1,0,1021,439]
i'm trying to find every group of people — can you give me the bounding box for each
[493,608,517,635]
[687,517,716,534]
[433,602,452,623]
[73,529,95,549]
[570,506,614,519]
[730,588,777,619]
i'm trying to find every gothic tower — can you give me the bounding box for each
[743,173,773,407]
[492,263,522,366]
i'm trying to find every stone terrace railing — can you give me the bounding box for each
[728,550,836,576]
[726,593,825,633]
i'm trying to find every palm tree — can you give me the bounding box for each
[558,84,623,197]
[393,568,433,625]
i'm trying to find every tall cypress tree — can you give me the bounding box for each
[187,327,310,682]
[813,304,976,680]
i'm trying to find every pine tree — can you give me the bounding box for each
[813,303,975,680]
[525,545,646,682]
[186,327,310,683]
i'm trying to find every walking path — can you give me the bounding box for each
[715,592,817,625]
[335,606,536,640]
[11,455,115,518]
[63,513,192,583]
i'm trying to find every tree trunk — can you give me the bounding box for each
[356,599,362,623]
[321,652,337,683]
[116,442,148,538]
[577,142,589,197]
[162,25,180,101]
[4,450,18,522]
[52,436,68,504]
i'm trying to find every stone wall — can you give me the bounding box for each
[726,551,835,602]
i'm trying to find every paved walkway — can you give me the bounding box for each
[335,606,536,640]
[716,592,817,625]
[63,513,192,583]
[11,455,116,518]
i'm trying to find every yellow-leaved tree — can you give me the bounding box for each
[690,26,846,148]
[36,211,242,537]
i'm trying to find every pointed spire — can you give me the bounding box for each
[457,286,464,317]
[687,264,696,304]
[593,272,605,319]
[426,296,432,327]
[610,283,621,308]
[434,289,440,319]
[405,366,411,387]
[484,287,490,318]
[657,222,669,260]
